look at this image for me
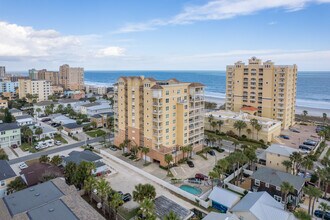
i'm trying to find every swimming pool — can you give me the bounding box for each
[179,185,202,195]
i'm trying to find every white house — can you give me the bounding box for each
[33,101,58,116]
[15,115,34,126]
[208,187,241,213]
[9,108,23,117]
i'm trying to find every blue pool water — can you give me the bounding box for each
[180,185,202,195]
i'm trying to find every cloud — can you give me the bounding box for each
[0,21,125,63]
[115,0,330,33]
[96,46,126,57]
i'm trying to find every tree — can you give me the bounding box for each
[322,113,328,125]
[6,177,27,194]
[250,118,258,139]
[90,121,97,129]
[319,202,330,220]
[217,120,224,133]
[64,162,77,185]
[302,157,314,178]
[84,176,97,203]
[109,192,123,220]
[244,147,257,170]
[294,210,311,220]
[164,211,179,220]
[303,110,308,122]
[133,183,156,204]
[246,128,252,139]
[210,121,217,131]
[208,114,214,130]
[304,186,322,214]
[141,147,150,164]
[282,160,293,173]
[89,97,97,103]
[50,155,63,166]
[186,144,193,158]
[39,155,50,163]
[290,152,302,175]
[35,127,43,140]
[233,120,247,137]
[36,108,42,116]
[3,108,13,123]
[97,178,111,215]
[56,104,64,113]
[255,123,262,140]
[181,146,189,160]
[21,126,33,145]
[203,146,211,159]
[280,182,294,210]
[232,140,240,152]
[138,198,156,220]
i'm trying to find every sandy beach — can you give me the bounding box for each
[205,96,330,117]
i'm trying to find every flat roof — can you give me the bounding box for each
[0,123,20,132]
[154,196,192,220]
[3,181,64,216]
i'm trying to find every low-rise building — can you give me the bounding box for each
[80,102,111,116]
[0,123,21,148]
[64,90,85,100]
[231,191,295,220]
[0,160,17,198]
[250,167,305,207]
[208,187,241,213]
[0,100,8,109]
[51,85,64,94]
[9,108,23,117]
[203,212,239,220]
[257,144,298,172]
[50,114,76,125]
[154,196,193,220]
[0,178,105,220]
[205,110,282,142]
[62,123,84,135]
[33,101,58,116]
[63,151,109,175]
[90,112,113,128]
[15,115,34,126]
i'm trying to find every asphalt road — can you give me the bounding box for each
[8,137,103,165]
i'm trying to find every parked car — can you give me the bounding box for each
[55,140,62,146]
[298,171,312,179]
[289,128,300,133]
[11,144,18,148]
[109,146,118,151]
[314,210,330,220]
[299,145,312,151]
[187,160,194,168]
[122,193,132,202]
[41,118,51,122]
[195,173,208,180]
[19,162,28,170]
[279,135,290,140]
[117,191,123,196]
[304,139,318,146]
[208,150,215,156]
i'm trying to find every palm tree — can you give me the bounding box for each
[244,147,257,170]
[233,120,247,137]
[50,155,62,166]
[208,114,214,130]
[84,176,97,203]
[302,157,314,178]
[35,127,43,140]
[39,155,50,163]
[311,187,323,215]
[304,186,322,214]
[6,177,27,194]
[280,182,295,210]
[133,183,156,204]
[138,198,156,220]
[290,152,302,175]
[97,178,111,215]
[210,121,217,132]
[294,210,311,220]
[208,170,220,189]
[141,147,150,164]
[123,139,132,152]
[246,128,252,139]
[282,160,293,173]
[164,211,179,220]
[186,144,193,158]
[64,162,77,185]
[109,192,123,220]
[217,120,224,133]
[255,123,262,140]
[319,202,330,220]
[164,154,173,175]
[303,110,308,122]
[36,108,42,117]
[250,118,258,139]
[322,113,328,125]
[181,146,188,160]
[203,146,211,159]
[232,140,240,152]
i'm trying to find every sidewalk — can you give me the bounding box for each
[318,141,329,161]
[3,147,17,160]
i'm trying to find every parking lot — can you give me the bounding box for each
[278,124,320,149]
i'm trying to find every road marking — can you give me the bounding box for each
[181,166,186,173]
[172,168,177,176]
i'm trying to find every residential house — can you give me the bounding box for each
[208,187,241,213]
[0,100,8,109]
[49,114,76,125]
[250,167,305,206]
[257,144,298,172]
[80,101,111,116]
[9,108,23,117]
[0,160,17,198]
[33,101,58,116]
[154,196,193,220]
[62,150,109,176]
[15,115,34,126]
[0,123,21,148]
[203,212,239,220]
[231,191,296,220]
[62,123,84,136]
[0,178,105,220]
[33,123,57,139]
[90,112,113,128]
[20,163,64,187]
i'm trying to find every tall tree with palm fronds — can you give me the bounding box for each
[280,181,295,210]
[232,140,240,152]
[141,147,150,165]
[302,156,314,178]
[164,211,180,220]
[255,123,262,140]
[290,152,302,175]
[319,202,330,220]
[211,121,217,132]
[84,176,97,203]
[138,198,156,220]
[233,120,247,137]
[304,186,322,214]
[323,113,328,125]
[133,183,156,204]
[164,154,173,175]
[109,192,123,220]
[282,160,293,173]
[97,178,111,215]
[250,118,258,139]
[246,128,252,139]
[208,114,214,130]
[303,110,308,122]
[217,120,224,133]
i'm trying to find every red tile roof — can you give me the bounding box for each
[241,106,258,111]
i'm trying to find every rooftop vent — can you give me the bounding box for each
[29,188,35,191]
[35,193,40,197]
[48,208,55,212]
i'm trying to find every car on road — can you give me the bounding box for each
[208,150,215,156]
[289,128,300,133]
[109,146,117,151]
[41,118,51,122]
[19,162,28,169]
[187,160,194,168]
[122,193,132,202]
[195,173,208,180]
[314,210,330,220]
[55,140,62,146]
[279,135,290,140]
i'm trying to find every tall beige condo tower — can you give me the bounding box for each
[59,64,84,90]
[114,76,204,166]
[226,57,297,129]
[37,69,59,85]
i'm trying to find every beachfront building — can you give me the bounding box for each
[205,110,281,143]
[18,79,52,102]
[114,76,205,166]
[0,81,19,93]
[59,64,84,90]
[37,69,59,85]
[226,57,297,129]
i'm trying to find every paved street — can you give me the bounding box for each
[8,137,102,165]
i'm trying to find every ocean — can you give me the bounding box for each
[84,70,330,110]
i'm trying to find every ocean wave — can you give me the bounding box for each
[84,81,115,87]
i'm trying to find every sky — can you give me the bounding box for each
[0,0,330,71]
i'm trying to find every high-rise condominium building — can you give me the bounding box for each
[114,76,204,166]
[0,66,5,77]
[18,79,52,102]
[59,64,84,90]
[28,69,38,80]
[37,69,59,85]
[226,57,297,129]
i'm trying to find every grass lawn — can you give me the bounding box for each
[86,129,106,137]
[54,134,68,144]
[20,143,37,153]
[0,149,8,160]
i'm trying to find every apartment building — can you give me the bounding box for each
[18,79,52,102]
[28,68,38,80]
[0,81,19,93]
[226,57,297,129]
[0,99,8,109]
[37,69,59,85]
[114,76,204,166]
[59,64,84,90]
[0,123,21,148]
[0,66,5,77]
